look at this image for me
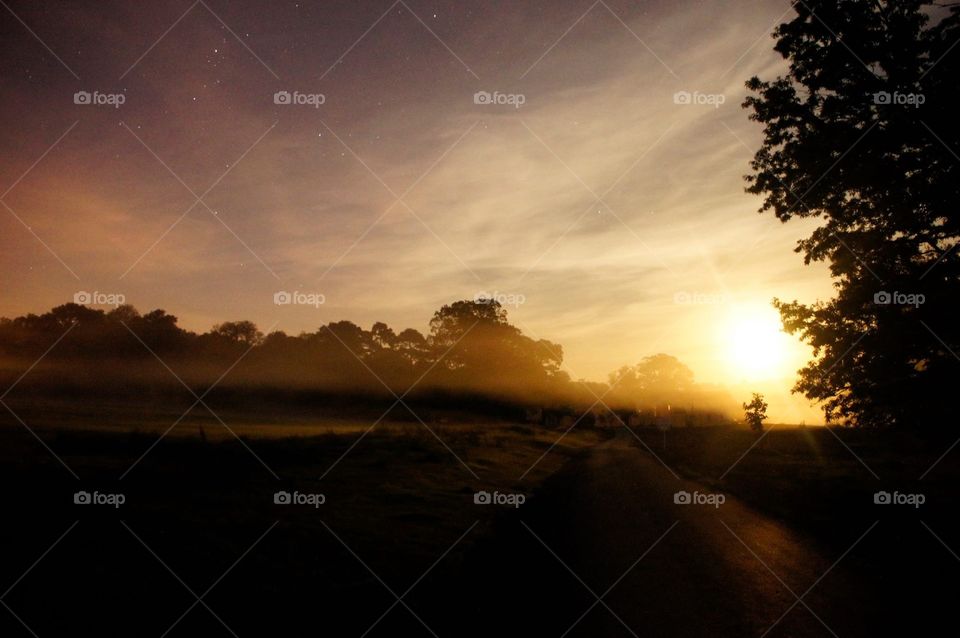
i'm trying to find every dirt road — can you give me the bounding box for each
[443,431,879,637]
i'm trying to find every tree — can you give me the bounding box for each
[371,322,397,348]
[211,321,263,346]
[743,1,960,428]
[610,354,695,395]
[426,300,566,397]
[395,328,429,365]
[136,309,187,353]
[743,393,768,433]
[428,300,513,373]
[428,299,509,349]
[107,304,141,323]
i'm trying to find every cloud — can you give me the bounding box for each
[0,0,827,421]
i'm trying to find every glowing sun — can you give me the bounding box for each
[724,305,790,381]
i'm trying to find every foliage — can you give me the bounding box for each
[609,354,695,397]
[743,393,769,432]
[744,0,960,427]
[0,301,728,419]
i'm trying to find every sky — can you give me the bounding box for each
[0,0,834,422]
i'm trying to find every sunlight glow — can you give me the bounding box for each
[724,305,791,381]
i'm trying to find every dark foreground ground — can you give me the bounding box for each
[448,430,958,636]
[1,409,957,636]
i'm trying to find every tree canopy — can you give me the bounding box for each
[744,0,959,428]
[0,300,732,421]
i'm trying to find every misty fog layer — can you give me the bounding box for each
[0,301,736,424]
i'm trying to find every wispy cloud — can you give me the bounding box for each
[0,0,827,420]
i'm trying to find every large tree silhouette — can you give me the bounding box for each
[745,0,959,428]
[427,300,566,396]
[0,300,572,408]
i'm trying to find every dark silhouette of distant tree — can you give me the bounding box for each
[107,304,141,323]
[426,300,565,397]
[601,354,734,423]
[744,0,960,428]
[0,300,737,422]
[133,309,187,353]
[429,299,508,349]
[743,393,768,433]
[211,321,263,346]
[371,322,397,349]
[610,354,695,397]
[395,328,429,365]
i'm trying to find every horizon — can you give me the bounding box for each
[0,0,828,423]
[1,296,824,424]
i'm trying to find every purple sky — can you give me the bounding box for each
[0,0,832,421]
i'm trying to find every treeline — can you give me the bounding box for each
[0,300,734,423]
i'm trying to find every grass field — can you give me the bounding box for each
[628,425,960,543]
[4,404,958,635]
[624,424,960,631]
[0,404,608,635]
